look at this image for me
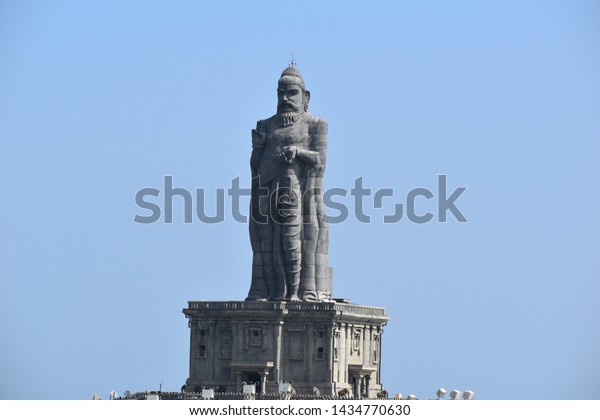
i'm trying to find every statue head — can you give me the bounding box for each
[276,66,311,126]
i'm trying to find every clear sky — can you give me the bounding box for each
[1,0,599,400]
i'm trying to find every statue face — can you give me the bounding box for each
[277,84,303,114]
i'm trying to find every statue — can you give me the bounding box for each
[246,65,331,302]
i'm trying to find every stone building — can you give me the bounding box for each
[183,300,389,397]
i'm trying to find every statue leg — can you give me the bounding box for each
[299,179,318,301]
[279,176,302,301]
[259,193,284,300]
[247,177,268,300]
[261,228,285,300]
[247,201,268,300]
[315,186,331,300]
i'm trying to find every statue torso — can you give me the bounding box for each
[258,114,311,185]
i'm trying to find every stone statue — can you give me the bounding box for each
[246,65,331,302]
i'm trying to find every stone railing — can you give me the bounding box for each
[187,301,286,311]
[332,303,387,317]
[120,391,389,400]
[185,301,387,318]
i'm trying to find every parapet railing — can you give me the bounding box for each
[119,391,393,401]
[185,301,387,317]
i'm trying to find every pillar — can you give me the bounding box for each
[259,373,268,394]
[235,372,242,392]
[353,374,363,399]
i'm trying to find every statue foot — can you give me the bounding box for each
[287,294,302,302]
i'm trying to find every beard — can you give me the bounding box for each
[277,104,304,127]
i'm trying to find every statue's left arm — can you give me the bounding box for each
[294,119,328,167]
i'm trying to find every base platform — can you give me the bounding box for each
[183,300,389,398]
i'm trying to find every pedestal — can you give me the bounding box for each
[183,300,389,397]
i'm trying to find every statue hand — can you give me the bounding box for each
[275,151,288,163]
[274,146,298,163]
[283,146,298,161]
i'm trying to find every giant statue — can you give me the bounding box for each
[246,65,331,302]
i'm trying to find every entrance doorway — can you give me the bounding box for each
[242,373,261,393]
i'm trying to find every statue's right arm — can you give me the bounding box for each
[250,148,262,175]
[250,120,266,173]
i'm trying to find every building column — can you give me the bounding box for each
[327,322,335,382]
[208,320,216,380]
[365,375,371,398]
[362,327,368,362]
[188,319,198,382]
[235,372,242,392]
[366,326,372,365]
[345,324,351,384]
[377,327,383,389]
[273,321,283,382]
[230,322,239,383]
[259,372,268,394]
[307,323,314,383]
[353,375,363,399]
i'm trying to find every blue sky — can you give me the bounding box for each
[1,0,599,399]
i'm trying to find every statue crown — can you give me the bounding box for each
[278,66,305,90]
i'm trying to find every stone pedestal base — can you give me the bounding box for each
[183,300,389,398]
